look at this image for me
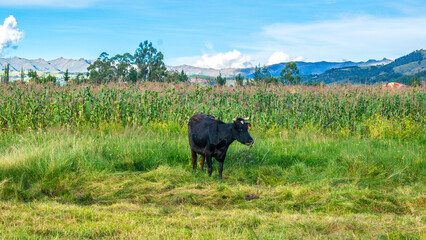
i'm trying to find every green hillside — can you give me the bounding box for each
[303,50,426,84]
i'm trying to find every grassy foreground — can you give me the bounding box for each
[0,126,424,239]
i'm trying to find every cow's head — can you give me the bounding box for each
[232,116,254,146]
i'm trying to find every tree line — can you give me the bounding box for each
[85,40,302,86]
[0,40,301,86]
[214,62,301,87]
[85,41,187,84]
[0,41,189,85]
[0,64,61,85]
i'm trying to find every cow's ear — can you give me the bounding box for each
[246,123,251,130]
[208,123,220,145]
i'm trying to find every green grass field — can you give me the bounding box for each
[0,83,425,239]
[0,126,424,239]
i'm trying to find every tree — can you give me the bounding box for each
[410,76,421,87]
[280,62,301,85]
[126,67,138,83]
[63,69,70,83]
[28,70,39,83]
[179,70,188,82]
[86,41,167,83]
[215,73,226,86]
[87,52,115,84]
[148,52,167,82]
[252,65,278,84]
[20,67,25,83]
[33,74,56,84]
[43,74,56,84]
[263,66,279,84]
[164,71,180,83]
[1,64,10,84]
[134,40,166,82]
[265,76,279,84]
[164,70,188,83]
[235,73,244,86]
[261,65,269,79]
[71,73,85,85]
[253,65,263,83]
[111,53,133,82]
[6,64,9,84]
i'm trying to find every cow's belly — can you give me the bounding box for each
[189,144,224,158]
[190,145,206,155]
[190,133,208,147]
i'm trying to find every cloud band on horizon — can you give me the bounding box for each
[169,15,426,67]
[253,15,426,62]
[194,50,253,69]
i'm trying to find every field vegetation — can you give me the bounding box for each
[0,82,425,239]
[1,83,424,137]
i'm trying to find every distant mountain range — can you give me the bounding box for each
[302,49,426,84]
[1,49,425,85]
[167,59,392,77]
[0,57,94,72]
[0,55,392,76]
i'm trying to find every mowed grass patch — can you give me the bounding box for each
[0,201,424,239]
[67,167,424,216]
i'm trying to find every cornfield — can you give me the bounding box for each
[0,82,424,137]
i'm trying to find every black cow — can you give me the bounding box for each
[188,113,254,178]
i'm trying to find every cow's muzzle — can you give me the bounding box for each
[245,140,254,147]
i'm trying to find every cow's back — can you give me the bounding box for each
[188,113,217,151]
[189,113,215,124]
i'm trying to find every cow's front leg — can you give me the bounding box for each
[218,161,224,179]
[206,154,213,176]
[217,152,226,179]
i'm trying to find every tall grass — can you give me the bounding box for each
[0,127,424,204]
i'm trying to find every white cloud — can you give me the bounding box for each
[0,15,24,55]
[267,52,290,65]
[0,0,104,7]
[194,50,253,69]
[267,52,307,65]
[292,56,306,62]
[242,15,426,62]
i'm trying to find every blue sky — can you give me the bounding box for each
[0,0,425,68]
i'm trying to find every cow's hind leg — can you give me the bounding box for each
[191,150,198,170]
[206,154,213,176]
[200,155,205,172]
[217,154,226,179]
